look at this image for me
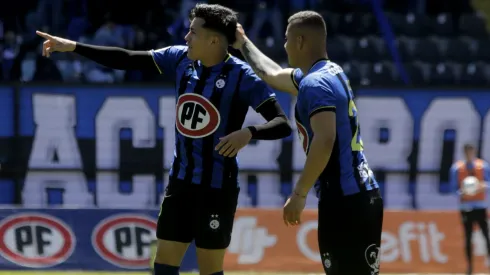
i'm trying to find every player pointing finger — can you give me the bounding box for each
[36,31,76,57]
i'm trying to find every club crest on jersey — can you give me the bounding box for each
[296,121,309,153]
[176,94,221,138]
[215,78,226,89]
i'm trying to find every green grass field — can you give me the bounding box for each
[0,272,479,275]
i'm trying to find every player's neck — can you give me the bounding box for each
[300,52,329,75]
[466,157,476,163]
[200,49,229,68]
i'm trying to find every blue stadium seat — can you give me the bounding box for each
[328,37,350,62]
[412,38,441,63]
[360,13,378,36]
[337,13,364,36]
[444,37,473,63]
[351,36,380,62]
[364,62,398,85]
[405,62,426,85]
[459,62,487,85]
[429,13,454,37]
[341,62,362,86]
[476,39,490,62]
[396,37,414,62]
[323,12,340,36]
[429,63,457,85]
[393,13,430,37]
[373,36,392,61]
[459,13,488,38]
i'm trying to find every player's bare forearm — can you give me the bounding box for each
[241,40,282,80]
[295,136,333,196]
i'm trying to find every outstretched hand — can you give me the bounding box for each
[36,31,76,57]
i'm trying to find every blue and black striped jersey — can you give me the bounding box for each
[151,45,276,189]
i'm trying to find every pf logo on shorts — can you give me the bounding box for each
[0,213,75,268]
[92,214,157,269]
[176,94,221,138]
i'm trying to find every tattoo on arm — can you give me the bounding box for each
[241,40,282,78]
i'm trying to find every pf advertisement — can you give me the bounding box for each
[0,208,488,273]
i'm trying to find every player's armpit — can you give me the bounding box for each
[74,43,158,72]
[251,99,292,140]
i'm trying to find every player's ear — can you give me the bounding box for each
[297,35,304,50]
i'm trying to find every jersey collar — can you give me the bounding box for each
[199,53,232,72]
[307,58,329,74]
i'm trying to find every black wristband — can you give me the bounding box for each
[247,126,257,138]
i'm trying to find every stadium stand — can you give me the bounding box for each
[0,0,487,86]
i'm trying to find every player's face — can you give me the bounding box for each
[464,147,476,160]
[185,18,211,60]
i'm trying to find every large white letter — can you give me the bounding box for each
[416,98,480,209]
[23,94,92,207]
[96,97,156,208]
[159,96,176,191]
[356,97,413,209]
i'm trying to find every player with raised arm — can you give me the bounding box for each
[233,11,383,275]
[37,4,292,275]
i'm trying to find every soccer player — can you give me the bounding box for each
[37,4,292,275]
[450,144,490,275]
[233,11,384,275]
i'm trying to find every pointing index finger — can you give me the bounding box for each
[36,31,53,40]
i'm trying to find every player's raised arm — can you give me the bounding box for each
[36,30,177,74]
[232,24,300,96]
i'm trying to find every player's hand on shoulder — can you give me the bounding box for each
[36,31,76,57]
[232,23,247,49]
[215,128,253,157]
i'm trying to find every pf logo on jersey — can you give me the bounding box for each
[92,214,156,269]
[296,121,309,153]
[0,213,75,268]
[176,94,221,138]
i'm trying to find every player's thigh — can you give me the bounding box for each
[474,208,490,232]
[317,203,341,275]
[194,187,239,273]
[155,185,193,265]
[340,191,384,275]
[319,191,383,275]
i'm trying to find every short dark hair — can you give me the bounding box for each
[189,4,237,44]
[288,11,327,33]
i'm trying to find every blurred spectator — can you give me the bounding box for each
[2,31,20,80]
[248,0,283,46]
[36,0,64,34]
[32,53,62,82]
[84,14,128,83]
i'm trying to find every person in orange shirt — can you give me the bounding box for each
[450,144,490,275]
